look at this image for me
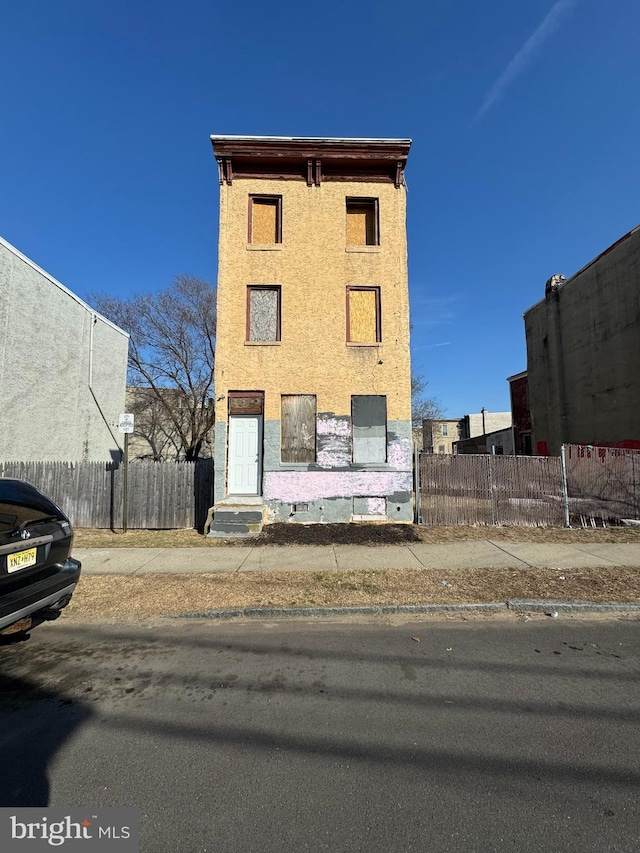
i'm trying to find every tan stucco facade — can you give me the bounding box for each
[422,419,461,454]
[215,178,411,424]
[211,136,413,525]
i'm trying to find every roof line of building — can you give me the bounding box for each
[210,134,412,144]
[562,223,640,287]
[523,223,640,317]
[0,236,130,339]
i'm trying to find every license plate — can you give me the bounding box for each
[7,547,37,573]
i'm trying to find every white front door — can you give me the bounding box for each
[228,416,261,495]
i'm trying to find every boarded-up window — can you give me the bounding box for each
[247,287,280,341]
[281,395,316,463]
[347,287,381,343]
[249,196,282,243]
[352,395,386,463]
[346,198,378,246]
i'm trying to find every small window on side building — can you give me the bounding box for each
[247,286,281,342]
[346,198,379,246]
[441,423,449,436]
[281,395,316,463]
[249,195,282,244]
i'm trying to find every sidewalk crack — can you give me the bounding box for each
[407,545,428,567]
[236,548,253,573]
[488,541,534,568]
[568,545,622,566]
[131,549,167,574]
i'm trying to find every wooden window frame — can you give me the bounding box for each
[246,286,281,342]
[248,194,282,244]
[345,197,379,246]
[346,286,381,343]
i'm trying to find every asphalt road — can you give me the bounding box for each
[1,614,639,852]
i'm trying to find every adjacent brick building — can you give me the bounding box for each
[507,371,532,455]
[209,135,413,531]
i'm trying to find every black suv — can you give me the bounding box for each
[0,479,81,638]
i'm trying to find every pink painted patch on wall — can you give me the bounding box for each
[367,497,387,515]
[263,471,412,503]
[386,438,412,469]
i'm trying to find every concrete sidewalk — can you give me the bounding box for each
[74,541,640,575]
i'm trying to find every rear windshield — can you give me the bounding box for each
[0,481,67,533]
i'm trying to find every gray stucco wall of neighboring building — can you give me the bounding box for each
[524,226,640,455]
[0,238,129,461]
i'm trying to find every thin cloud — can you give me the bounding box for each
[411,341,452,353]
[476,0,581,120]
[410,295,459,330]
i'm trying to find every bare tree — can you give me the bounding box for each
[92,275,216,461]
[411,373,444,428]
[126,387,186,461]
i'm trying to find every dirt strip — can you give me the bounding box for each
[73,524,640,549]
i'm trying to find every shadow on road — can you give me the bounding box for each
[0,646,92,806]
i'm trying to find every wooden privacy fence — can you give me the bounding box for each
[0,459,214,530]
[418,446,640,527]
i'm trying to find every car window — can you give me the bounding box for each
[0,481,66,533]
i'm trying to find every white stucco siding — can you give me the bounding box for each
[0,238,129,461]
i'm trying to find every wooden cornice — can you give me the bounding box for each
[211,136,411,187]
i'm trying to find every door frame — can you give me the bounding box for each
[226,392,265,497]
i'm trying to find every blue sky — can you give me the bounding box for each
[2,0,639,417]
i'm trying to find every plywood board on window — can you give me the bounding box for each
[346,207,368,245]
[282,395,316,463]
[346,204,375,245]
[252,198,278,243]
[349,289,378,342]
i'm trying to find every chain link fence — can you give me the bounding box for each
[418,445,640,528]
[564,444,640,526]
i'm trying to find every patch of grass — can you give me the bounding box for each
[62,564,640,624]
[314,571,382,595]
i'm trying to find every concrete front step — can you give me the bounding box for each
[206,504,266,538]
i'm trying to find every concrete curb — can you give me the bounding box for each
[170,599,640,620]
[507,599,640,613]
[171,602,508,619]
